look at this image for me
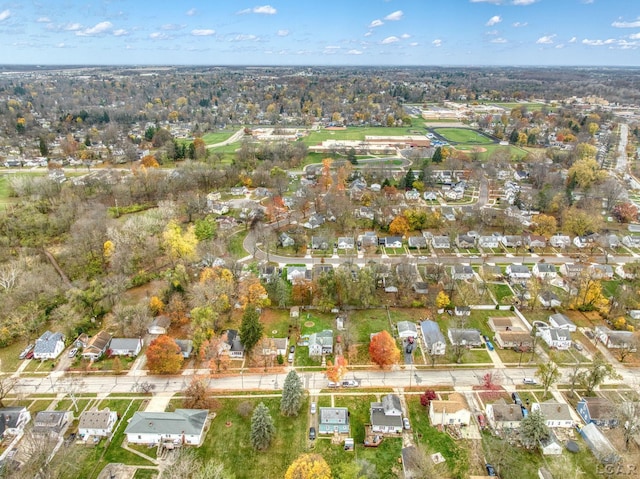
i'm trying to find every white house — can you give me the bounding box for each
[397,321,418,339]
[622,235,640,248]
[506,264,531,281]
[451,264,474,281]
[539,327,572,350]
[560,263,585,278]
[531,401,574,428]
[532,263,557,279]
[479,235,500,249]
[309,330,333,357]
[548,313,576,332]
[78,408,118,438]
[370,394,404,433]
[429,397,471,427]
[108,338,143,357]
[538,291,562,309]
[432,236,451,249]
[33,331,65,360]
[81,331,112,361]
[124,409,208,446]
[420,320,446,356]
[0,407,31,437]
[549,234,571,248]
[448,329,482,348]
[148,316,170,335]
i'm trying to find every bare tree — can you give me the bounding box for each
[0,376,18,407]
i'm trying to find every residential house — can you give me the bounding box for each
[451,264,474,281]
[81,330,112,361]
[337,237,355,250]
[309,330,333,357]
[360,232,378,248]
[478,235,500,249]
[501,235,523,248]
[423,191,438,201]
[454,306,471,317]
[441,207,456,222]
[540,432,563,456]
[0,407,30,437]
[384,236,403,249]
[109,338,143,357]
[456,234,475,249]
[432,235,451,249]
[576,397,618,428]
[531,401,574,428]
[538,291,562,309]
[579,423,620,464]
[370,395,403,434]
[448,329,482,348]
[311,236,330,250]
[598,234,620,249]
[420,320,446,356]
[175,339,194,358]
[303,213,324,229]
[615,263,639,280]
[560,263,585,278]
[33,331,65,360]
[33,410,73,435]
[224,330,245,359]
[357,206,375,220]
[397,321,418,339]
[589,264,614,280]
[574,233,599,249]
[549,313,577,332]
[506,264,531,281]
[412,281,429,294]
[125,409,208,446]
[78,408,118,438]
[148,316,171,335]
[622,235,640,248]
[524,234,547,249]
[550,234,571,248]
[230,186,248,196]
[532,263,557,279]
[279,233,295,248]
[539,327,572,350]
[407,236,427,249]
[594,326,637,350]
[74,333,90,349]
[429,395,471,426]
[286,266,308,282]
[318,407,350,435]
[405,189,420,201]
[261,338,289,357]
[494,331,533,350]
[486,399,524,430]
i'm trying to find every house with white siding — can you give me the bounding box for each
[125,409,208,446]
[78,408,118,438]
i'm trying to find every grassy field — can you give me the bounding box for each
[201,131,237,145]
[0,175,15,209]
[302,127,425,146]
[432,127,494,145]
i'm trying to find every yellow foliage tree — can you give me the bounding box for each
[149,296,165,315]
[141,155,159,168]
[532,214,557,238]
[567,157,606,189]
[389,215,410,236]
[103,240,114,259]
[162,220,198,262]
[325,355,348,384]
[285,453,332,479]
[436,291,451,310]
[239,276,271,309]
[569,272,609,312]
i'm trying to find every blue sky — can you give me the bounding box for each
[0,0,639,66]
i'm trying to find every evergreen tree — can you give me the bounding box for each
[347,147,358,165]
[240,307,263,356]
[251,402,276,450]
[280,370,303,416]
[509,129,519,144]
[432,146,443,163]
[39,137,49,157]
[403,168,415,189]
[519,409,549,450]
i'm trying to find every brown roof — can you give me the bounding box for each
[79,408,115,430]
[85,330,112,353]
[491,400,524,422]
[495,331,532,343]
[491,317,514,328]
[431,399,468,414]
[584,397,615,420]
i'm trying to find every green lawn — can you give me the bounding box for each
[432,127,494,145]
[349,309,392,342]
[201,131,237,145]
[0,340,31,372]
[303,126,425,146]
[227,230,249,258]
[488,283,513,303]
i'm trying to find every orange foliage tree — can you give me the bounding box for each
[325,355,348,383]
[389,215,410,236]
[141,154,159,168]
[146,335,184,374]
[369,330,401,369]
[239,276,271,310]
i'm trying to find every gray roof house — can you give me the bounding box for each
[370,394,403,433]
[407,235,427,249]
[175,339,194,358]
[420,320,446,356]
[148,316,171,335]
[0,407,30,437]
[309,330,333,357]
[486,399,524,430]
[531,400,574,428]
[78,408,118,438]
[451,264,474,281]
[579,423,620,464]
[224,330,245,359]
[109,338,143,357]
[432,235,451,249]
[33,410,72,435]
[397,321,418,339]
[318,407,350,435]
[125,409,208,446]
[538,291,562,309]
[447,328,482,347]
[549,313,576,332]
[33,331,65,360]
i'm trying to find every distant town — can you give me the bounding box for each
[0,65,639,479]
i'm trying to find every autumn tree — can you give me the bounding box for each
[325,355,348,383]
[619,401,640,450]
[240,307,263,356]
[238,276,271,310]
[577,353,621,395]
[141,155,160,168]
[146,335,184,374]
[183,376,212,409]
[369,330,401,369]
[435,291,450,310]
[163,220,198,263]
[251,402,276,451]
[388,215,410,236]
[531,214,557,238]
[200,333,230,373]
[535,361,560,397]
[420,389,437,407]
[569,271,608,312]
[561,207,602,237]
[567,157,606,190]
[280,370,304,417]
[612,202,638,223]
[285,453,332,479]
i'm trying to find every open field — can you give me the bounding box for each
[432,127,494,145]
[303,127,426,146]
[201,131,237,145]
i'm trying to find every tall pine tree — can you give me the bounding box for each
[280,370,303,416]
[432,146,443,163]
[240,307,263,356]
[251,402,276,450]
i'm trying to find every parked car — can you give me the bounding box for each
[327,381,339,388]
[512,392,522,405]
[486,463,497,476]
[477,414,486,428]
[573,342,583,351]
[310,402,316,414]
[309,427,316,440]
[288,352,294,363]
[482,335,490,343]
[522,378,537,384]
[403,417,411,430]
[486,341,494,351]
[289,345,295,354]
[342,380,359,388]
[25,350,34,359]
[68,347,78,358]
[19,344,34,360]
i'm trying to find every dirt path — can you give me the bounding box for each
[43,249,72,288]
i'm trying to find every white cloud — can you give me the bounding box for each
[401,33,411,39]
[233,34,258,41]
[369,19,383,28]
[409,42,419,47]
[364,31,373,37]
[149,32,169,40]
[581,0,594,4]
[113,29,128,36]
[556,44,564,49]
[64,23,83,31]
[55,43,66,48]
[432,39,442,47]
[486,29,499,35]
[630,33,640,40]
[37,17,51,23]
[486,16,502,27]
[582,38,616,46]
[612,19,640,28]
[192,29,215,36]
[381,36,399,44]
[491,37,507,43]
[0,10,10,22]
[277,29,289,37]
[536,34,556,44]
[77,21,113,36]
[569,36,577,43]
[384,10,403,21]
[347,49,363,55]
[512,22,528,28]
[470,0,503,4]
[253,5,277,15]
[512,0,537,5]
[186,8,197,16]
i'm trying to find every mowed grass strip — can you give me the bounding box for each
[432,127,493,144]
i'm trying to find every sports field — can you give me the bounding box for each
[432,127,494,145]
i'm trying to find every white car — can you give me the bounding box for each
[310,402,317,414]
[522,377,537,384]
[342,380,359,388]
[403,417,411,430]
[68,348,78,358]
